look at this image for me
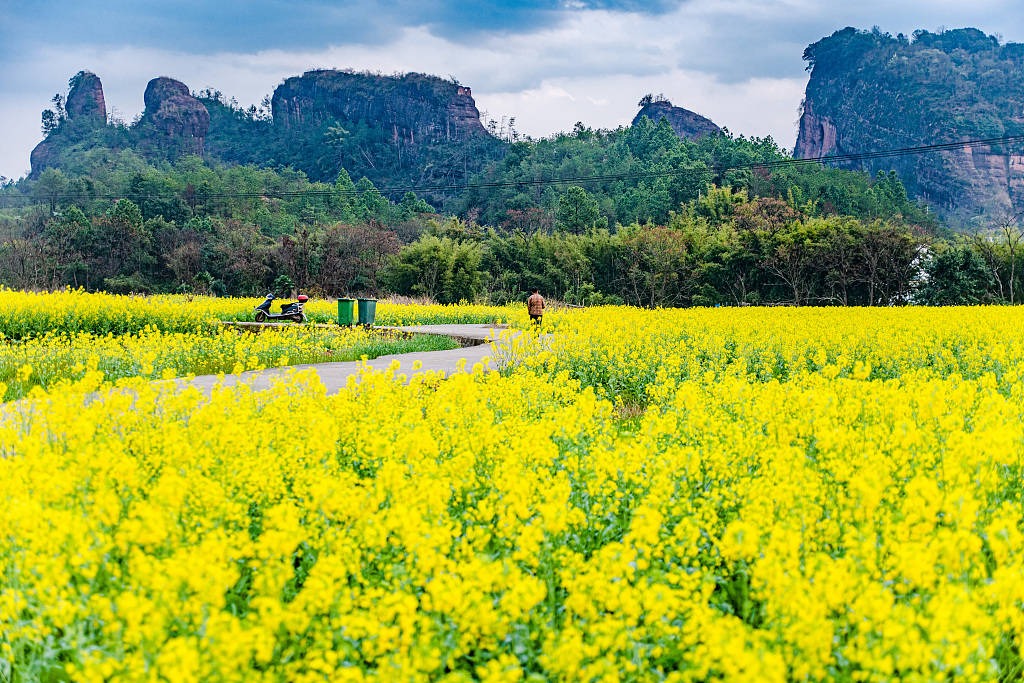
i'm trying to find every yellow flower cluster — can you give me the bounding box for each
[0,325,456,400]
[0,288,529,338]
[509,305,1024,405]
[0,288,235,337]
[4,305,1024,681]
[364,301,532,328]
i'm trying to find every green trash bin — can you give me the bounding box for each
[337,298,356,326]
[357,298,377,327]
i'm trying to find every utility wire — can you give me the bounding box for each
[3,133,1024,207]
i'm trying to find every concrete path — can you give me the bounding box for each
[187,324,517,395]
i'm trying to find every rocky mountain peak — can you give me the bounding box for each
[632,97,721,140]
[794,26,1024,223]
[271,70,488,144]
[66,70,106,124]
[30,71,109,176]
[140,77,210,154]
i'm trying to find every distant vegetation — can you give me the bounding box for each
[4,72,1024,306]
[198,80,506,210]
[798,26,1024,223]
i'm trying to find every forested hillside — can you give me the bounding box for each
[30,70,506,214]
[5,112,995,307]
[7,51,1024,307]
[459,116,932,230]
[1,155,434,295]
[796,27,1024,224]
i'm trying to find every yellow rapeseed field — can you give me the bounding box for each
[3,303,1024,681]
[0,289,526,338]
[0,325,459,401]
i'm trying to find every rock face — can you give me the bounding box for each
[29,141,57,177]
[795,26,1024,225]
[65,71,106,124]
[28,68,496,191]
[30,71,108,176]
[271,70,488,144]
[140,77,210,155]
[31,74,210,176]
[794,100,837,159]
[632,100,721,140]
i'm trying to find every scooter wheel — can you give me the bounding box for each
[255,311,267,323]
[293,314,305,323]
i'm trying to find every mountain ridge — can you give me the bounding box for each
[795,26,1024,224]
[631,97,721,140]
[29,68,505,210]
[30,26,1024,228]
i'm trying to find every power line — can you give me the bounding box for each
[3,133,1024,207]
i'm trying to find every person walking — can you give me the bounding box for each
[527,288,545,325]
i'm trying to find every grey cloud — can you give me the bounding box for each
[0,0,687,60]
[654,1,1024,85]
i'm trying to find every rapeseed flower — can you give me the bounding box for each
[3,304,1024,679]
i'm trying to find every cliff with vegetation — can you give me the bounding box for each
[795,27,1024,225]
[272,70,487,143]
[632,96,721,140]
[30,71,109,174]
[14,42,1024,305]
[30,69,503,210]
[262,70,501,204]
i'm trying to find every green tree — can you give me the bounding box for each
[42,205,90,287]
[619,224,693,307]
[32,168,69,213]
[690,185,747,226]
[918,244,994,305]
[211,220,275,294]
[555,186,603,234]
[383,235,485,303]
[100,198,152,281]
[41,109,59,136]
[129,171,188,223]
[760,220,828,306]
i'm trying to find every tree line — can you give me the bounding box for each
[1,118,1020,306]
[385,186,1023,307]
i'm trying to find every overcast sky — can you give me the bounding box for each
[3,0,1024,180]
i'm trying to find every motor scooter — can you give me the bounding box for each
[254,293,308,323]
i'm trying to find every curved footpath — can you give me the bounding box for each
[187,324,517,395]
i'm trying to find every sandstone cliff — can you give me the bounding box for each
[260,69,498,193]
[30,73,210,176]
[29,68,499,197]
[65,71,106,124]
[795,27,1024,224]
[30,70,108,175]
[632,99,721,140]
[138,77,210,156]
[271,70,488,144]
